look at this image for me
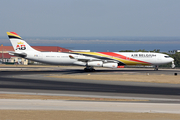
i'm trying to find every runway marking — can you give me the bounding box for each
[0,99,180,113]
[0,92,180,102]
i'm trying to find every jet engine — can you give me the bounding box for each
[87,61,118,68]
[87,61,103,67]
[103,63,118,68]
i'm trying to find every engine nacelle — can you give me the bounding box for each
[103,63,118,68]
[87,61,103,67]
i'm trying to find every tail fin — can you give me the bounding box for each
[7,32,38,52]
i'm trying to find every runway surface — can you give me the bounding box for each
[1,99,180,113]
[0,66,180,103]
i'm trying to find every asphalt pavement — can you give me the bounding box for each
[0,67,180,103]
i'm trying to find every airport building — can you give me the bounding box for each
[168,50,180,54]
[0,45,72,65]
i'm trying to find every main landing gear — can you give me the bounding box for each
[84,66,95,72]
[154,65,158,71]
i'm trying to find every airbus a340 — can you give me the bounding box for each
[7,32,175,71]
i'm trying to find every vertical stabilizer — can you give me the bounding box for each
[7,32,38,52]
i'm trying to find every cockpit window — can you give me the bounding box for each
[164,56,170,58]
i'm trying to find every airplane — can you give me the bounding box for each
[7,32,175,71]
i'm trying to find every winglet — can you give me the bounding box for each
[7,32,22,39]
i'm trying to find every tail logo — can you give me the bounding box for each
[16,42,26,50]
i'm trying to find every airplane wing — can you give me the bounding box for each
[69,55,95,62]
[69,55,118,63]
[9,51,27,58]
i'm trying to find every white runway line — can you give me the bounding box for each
[0,91,180,102]
[0,99,180,113]
[0,68,29,70]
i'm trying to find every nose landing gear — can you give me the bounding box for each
[172,61,175,69]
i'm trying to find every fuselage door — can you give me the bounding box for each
[156,54,162,64]
[126,54,130,60]
[34,53,43,59]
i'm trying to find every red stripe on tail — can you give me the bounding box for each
[10,32,19,36]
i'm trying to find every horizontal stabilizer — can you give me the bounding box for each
[9,51,27,58]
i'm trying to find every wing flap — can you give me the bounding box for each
[69,55,118,63]
[69,55,95,62]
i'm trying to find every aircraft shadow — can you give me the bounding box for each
[0,76,180,97]
[0,68,161,76]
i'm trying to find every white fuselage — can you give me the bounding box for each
[25,51,173,66]
[7,32,174,69]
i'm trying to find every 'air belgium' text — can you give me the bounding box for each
[131,54,156,57]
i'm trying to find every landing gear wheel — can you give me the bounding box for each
[84,67,95,72]
[84,68,90,72]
